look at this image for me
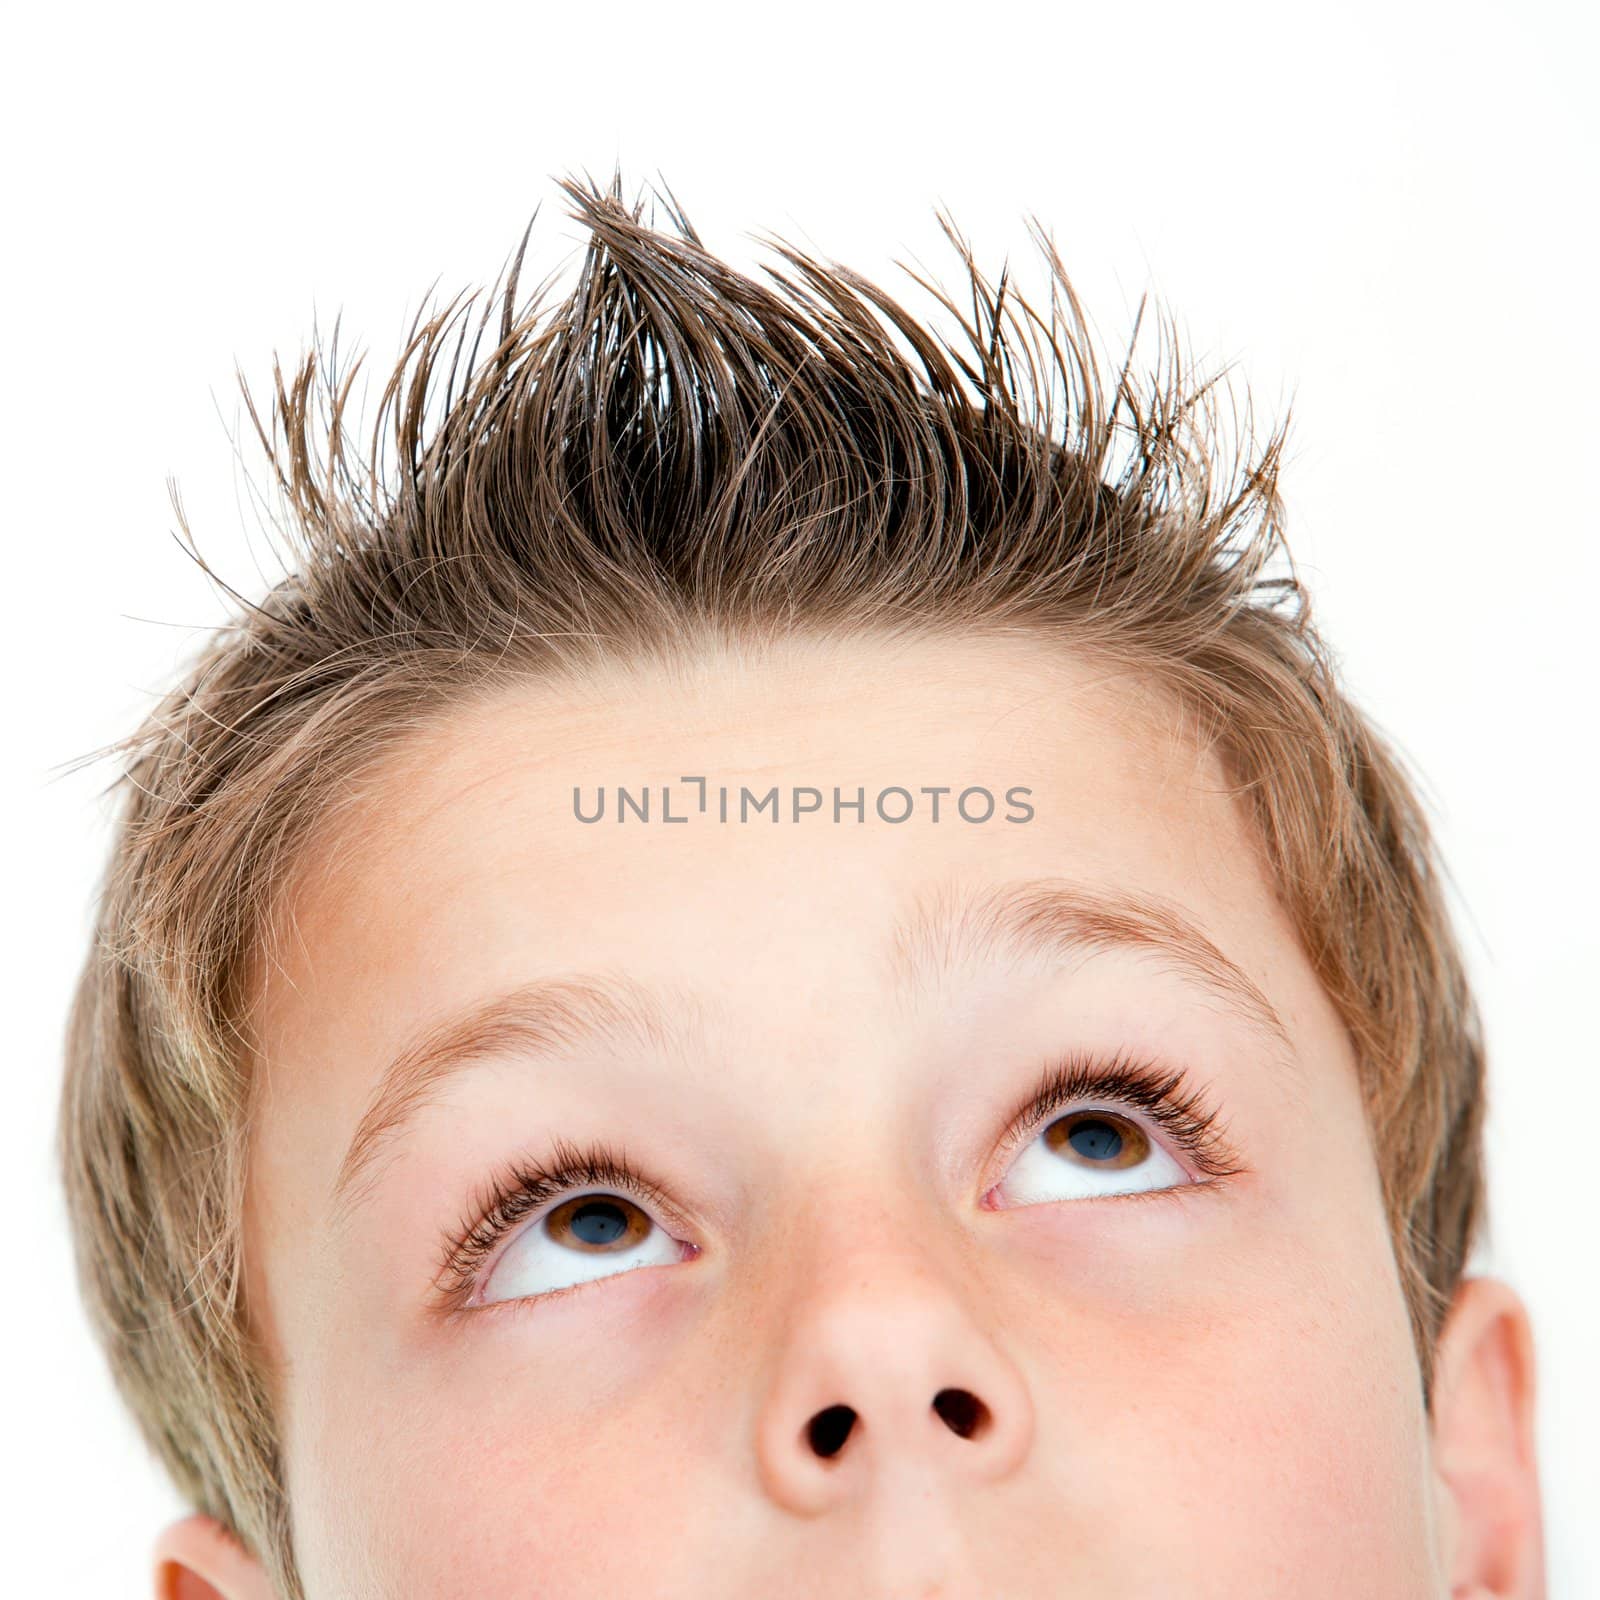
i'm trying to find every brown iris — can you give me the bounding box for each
[543,1193,653,1252]
[1043,1110,1149,1169]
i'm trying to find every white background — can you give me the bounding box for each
[3,1,1594,1594]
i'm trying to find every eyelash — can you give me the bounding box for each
[435,1135,679,1310]
[435,1047,1244,1310]
[991,1046,1245,1184]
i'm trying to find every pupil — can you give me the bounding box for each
[1067,1118,1123,1162]
[570,1199,628,1245]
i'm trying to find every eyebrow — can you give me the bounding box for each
[329,874,1295,1217]
[330,972,689,1219]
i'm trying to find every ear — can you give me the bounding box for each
[152,1514,276,1600]
[1428,1274,1545,1598]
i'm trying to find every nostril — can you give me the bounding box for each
[931,1387,990,1440]
[807,1404,857,1458]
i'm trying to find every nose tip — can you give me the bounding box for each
[764,1381,1027,1522]
[750,1175,1035,1520]
[806,1388,992,1460]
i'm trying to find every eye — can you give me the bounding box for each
[995,1105,1192,1205]
[478,1189,686,1307]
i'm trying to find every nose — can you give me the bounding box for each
[753,1194,1035,1518]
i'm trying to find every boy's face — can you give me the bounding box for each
[241,631,1443,1598]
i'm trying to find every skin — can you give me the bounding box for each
[153,630,1545,1599]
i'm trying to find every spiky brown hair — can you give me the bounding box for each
[59,168,1484,1598]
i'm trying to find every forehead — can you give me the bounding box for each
[260,629,1285,1015]
[248,631,1331,1186]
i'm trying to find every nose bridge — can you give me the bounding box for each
[752,1164,1035,1519]
[784,1177,966,1399]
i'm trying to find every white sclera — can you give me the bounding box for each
[1001,1114,1188,1205]
[481,1196,681,1305]
[481,1112,1189,1306]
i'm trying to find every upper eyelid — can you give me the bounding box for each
[439,1051,1238,1302]
[434,1140,686,1307]
[992,1054,1244,1180]
[996,1052,1204,1146]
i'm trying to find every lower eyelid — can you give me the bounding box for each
[477,1198,705,1305]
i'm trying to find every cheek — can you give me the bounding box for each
[1004,1196,1436,1595]
[286,1271,731,1600]
[313,1421,687,1599]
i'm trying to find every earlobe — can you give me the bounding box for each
[1428,1274,1546,1599]
[152,1513,276,1600]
